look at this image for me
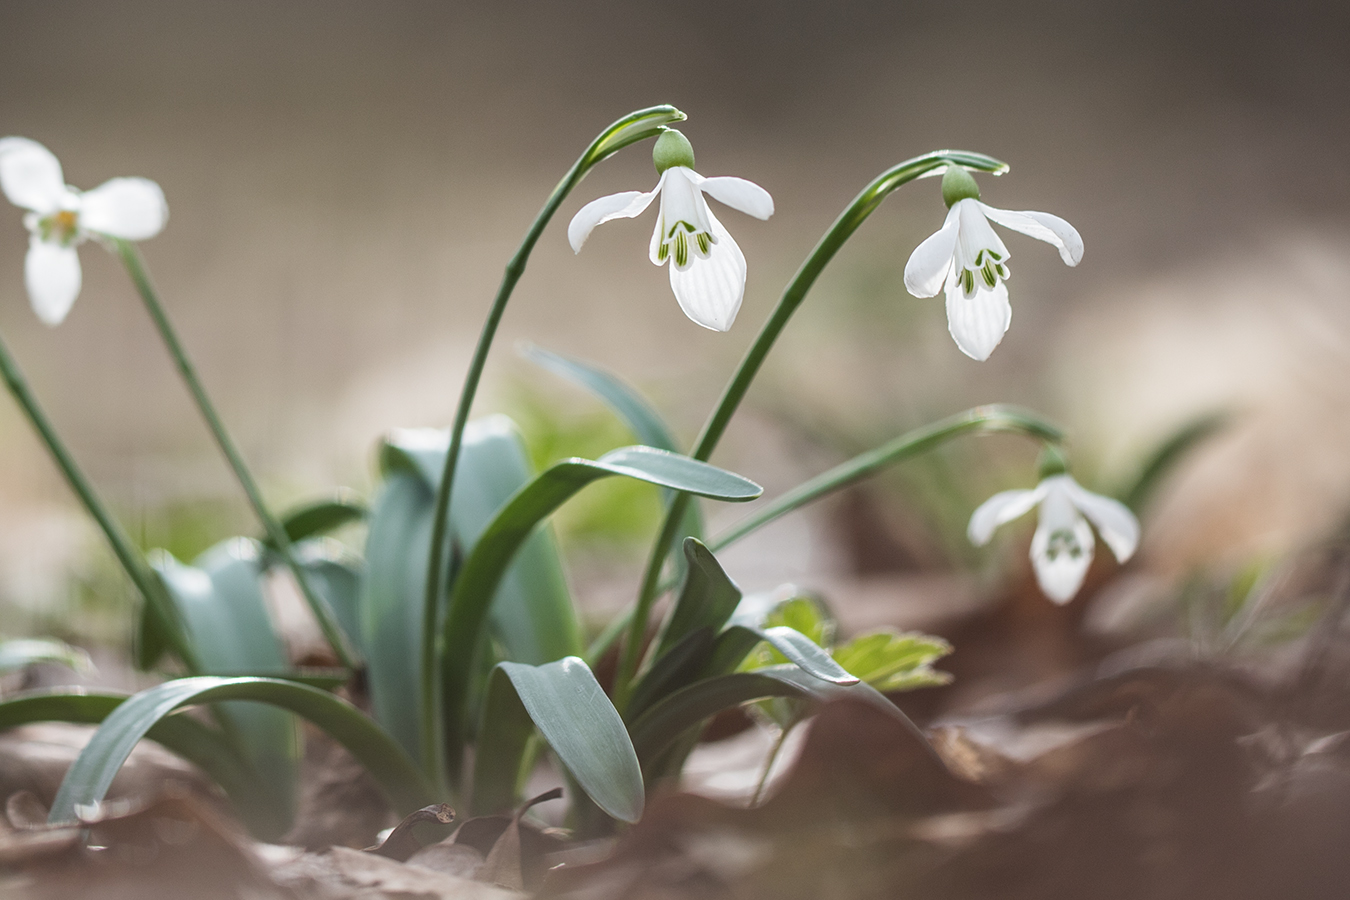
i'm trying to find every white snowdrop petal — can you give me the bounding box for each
[904,205,961,298]
[967,487,1044,545]
[695,175,774,220]
[669,208,746,332]
[0,137,68,215]
[25,238,82,326]
[1030,513,1095,604]
[953,199,1009,270]
[1063,479,1140,562]
[80,177,168,240]
[944,277,1011,361]
[568,186,659,253]
[978,203,1083,266]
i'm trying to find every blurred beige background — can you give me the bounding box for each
[0,0,1347,635]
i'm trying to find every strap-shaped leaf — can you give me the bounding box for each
[360,462,439,761]
[652,539,741,661]
[625,627,716,722]
[48,677,434,825]
[1117,409,1230,513]
[733,626,857,685]
[292,539,365,658]
[476,658,643,823]
[267,492,367,549]
[365,419,583,767]
[150,540,300,836]
[627,666,930,769]
[521,345,706,574]
[521,344,681,453]
[0,691,275,835]
[440,448,761,776]
[0,638,90,674]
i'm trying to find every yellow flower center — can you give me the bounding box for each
[40,209,81,246]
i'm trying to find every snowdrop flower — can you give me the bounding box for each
[904,166,1082,361]
[568,129,773,332]
[0,137,167,325]
[968,462,1139,604]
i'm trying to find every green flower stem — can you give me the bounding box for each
[614,150,1009,708]
[0,329,199,671]
[419,105,685,787]
[115,241,358,671]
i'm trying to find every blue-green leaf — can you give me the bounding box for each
[652,539,741,661]
[477,658,643,823]
[47,677,434,826]
[150,540,299,836]
[293,538,365,658]
[440,447,761,775]
[627,666,926,768]
[0,638,91,675]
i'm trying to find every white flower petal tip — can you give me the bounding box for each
[570,163,768,329]
[25,238,82,326]
[968,473,1140,604]
[80,177,168,240]
[2,139,167,325]
[906,196,1080,357]
[0,137,67,214]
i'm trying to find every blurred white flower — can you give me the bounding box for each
[0,137,167,325]
[968,473,1138,603]
[568,131,772,332]
[904,169,1082,361]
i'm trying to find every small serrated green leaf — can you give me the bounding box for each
[831,630,953,691]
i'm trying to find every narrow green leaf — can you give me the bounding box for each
[47,677,434,826]
[521,344,681,453]
[522,344,705,572]
[1118,410,1230,513]
[292,539,365,658]
[653,539,742,661]
[151,540,299,834]
[709,405,1063,552]
[627,666,926,767]
[360,460,439,761]
[267,492,367,549]
[625,627,716,722]
[0,638,91,674]
[480,659,644,823]
[364,419,584,767]
[0,691,278,836]
[737,626,857,685]
[441,449,761,776]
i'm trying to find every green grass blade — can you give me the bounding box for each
[0,638,91,674]
[627,666,926,768]
[47,677,434,825]
[440,449,761,781]
[710,405,1063,552]
[485,659,643,823]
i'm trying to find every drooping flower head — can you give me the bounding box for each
[568,128,773,332]
[904,166,1082,361]
[967,449,1139,603]
[0,137,167,325]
